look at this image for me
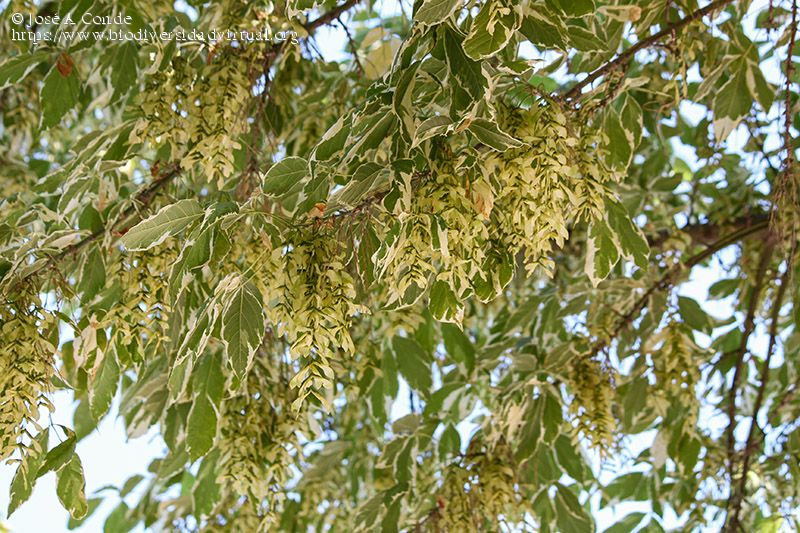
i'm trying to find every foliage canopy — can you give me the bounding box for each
[0,0,799,531]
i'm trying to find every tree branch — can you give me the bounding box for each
[588,219,769,358]
[725,252,793,532]
[4,162,182,295]
[304,0,362,33]
[648,214,770,250]
[561,0,735,101]
[725,237,775,473]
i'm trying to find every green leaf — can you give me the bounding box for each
[443,26,486,100]
[548,0,595,17]
[40,59,81,130]
[0,51,50,90]
[678,296,712,333]
[78,248,106,301]
[468,118,522,151]
[221,280,265,381]
[37,428,77,479]
[9,429,49,516]
[415,0,462,25]
[554,483,594,533]
[519,14,567,49]
[652,174,682,192]
[89,348,120,420]
[187,352,225,460]
[566,24,605,51]
[585,218,619,286]
[438,423,461,458]
[713,67,751,143]
[262,156,308,196]
[193,449,222,516]
[412,115,453,147]
[429,279,464,324]
[607,201,649,270]
[463,1,521,60]
[120,199,203,251]
[603,108,634,169]
[604,512,646,533]
[56,455,89,520]
[67,498,102,530]
[104,501,137,533]
[119,474,144,497]
[110,42,140,100]
[441,323,475,372]
[392,336,432,394]
[331,163,389,208]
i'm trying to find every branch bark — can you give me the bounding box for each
[725,252,793,532]
[561,0,735,101]
[588,218,770,358]
[304,0,362,33]
[3,163,183,296]
[725,237,775,474]
[6,3,366,295]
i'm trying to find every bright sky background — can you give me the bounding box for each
[0,0,784,531]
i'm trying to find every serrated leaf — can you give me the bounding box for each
[40,59,81,129]
[463,1,521,60]
[120,199,203,251]
[415,0,462,25]
[468,118,522,151]
[9,430,49,516]
[221,280,265,381]
[392,336,432,394]
[262,156,308,196]
[89,348,119,420]
[585,218,619,287]
[56,455,89,520]
[187,352,225,460]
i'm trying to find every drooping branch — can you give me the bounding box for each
[725,252,793,532]
[588,218,770,358]
[561,0,735,101]
[3,162,182,295]
[725,237,775,471]
[771,0,799,241]
[5,3,368,296]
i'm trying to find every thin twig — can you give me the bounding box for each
[725,251,793,531]
[587,219,770,358]
[725,238,776,472]
[304,0,362,33]
[4,162,182,295]
[561,0,734,102]
[338,15,365,76]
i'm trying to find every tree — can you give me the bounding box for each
[0,0,798,530]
